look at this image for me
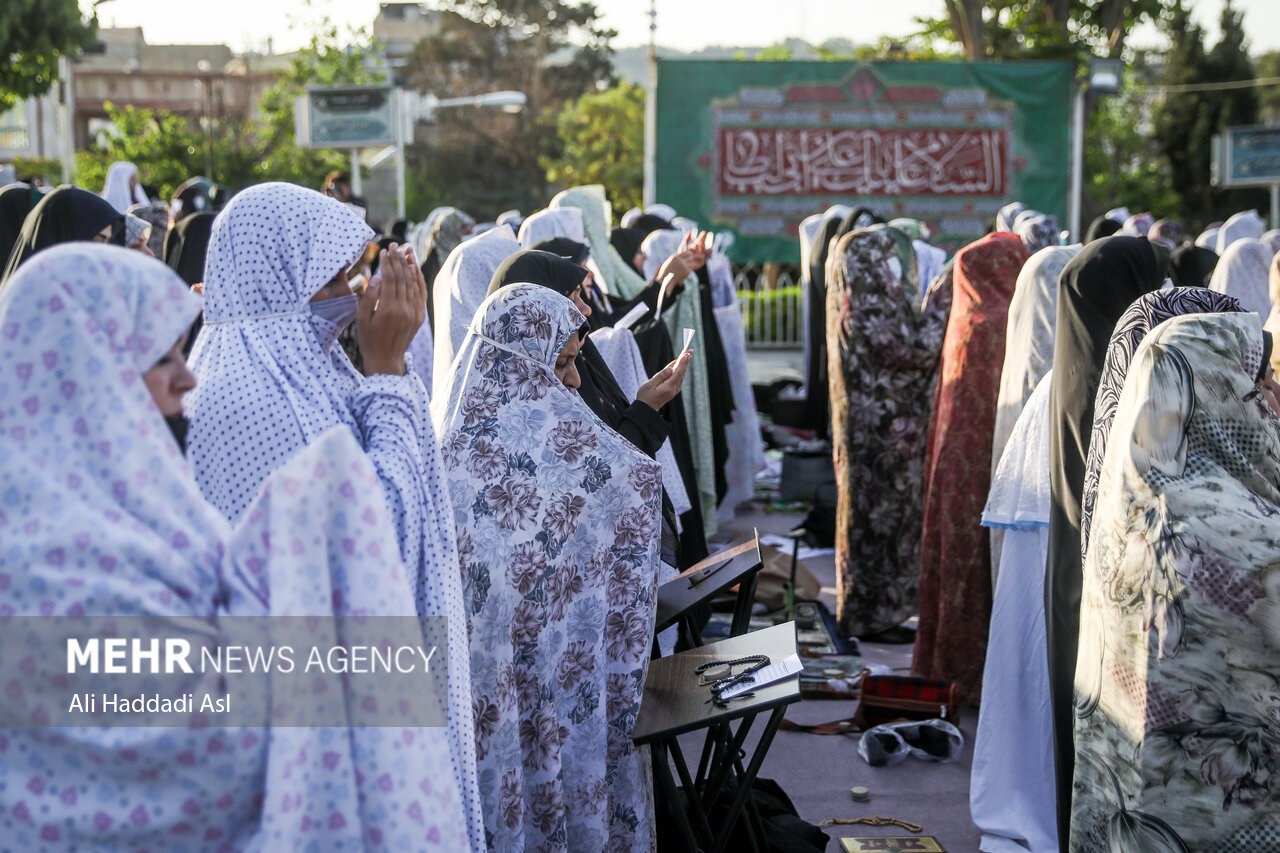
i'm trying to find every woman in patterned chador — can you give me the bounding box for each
[434,284,665,853]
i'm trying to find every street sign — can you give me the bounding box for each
[1212,125,1280,188]
[295,86,397,149]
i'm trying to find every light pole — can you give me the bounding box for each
[397,90,527,219]
[1069,57,1123,241]
[644,0,657,206]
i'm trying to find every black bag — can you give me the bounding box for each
[795,481,838,549]
[657,776,829,853]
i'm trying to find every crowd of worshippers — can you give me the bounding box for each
[807,201,1280,852]
[0,163,767,850]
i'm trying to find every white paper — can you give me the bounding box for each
[719,654,802,700]
[681,327,696,356]
[614,302,649,331]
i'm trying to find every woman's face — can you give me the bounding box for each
[1261,366,1280,418]
[633,250,645,271]
[567,280,592,317]
[554,334,582,389]
[311,267,351,301]
[143,334,196,417]
[91,224,113,243]
[129,236,154,257]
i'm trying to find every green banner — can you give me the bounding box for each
[655,60,1073,263]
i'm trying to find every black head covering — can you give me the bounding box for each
[1045,235,1163,843]
[1149,240,1172,282]
[488,249,589,297]
[531,237,590,266]
[388,218,409,243]
[2,186,124,284]
[631,214,673,237]
[1168,245,1219,288]
[163,212,215,286]
[1084,215,1122,243]
[0,183,42,266]
[609,227,647,275]
[803,215,845,430]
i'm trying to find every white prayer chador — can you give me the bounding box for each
[589,325,693,518]
[184,182,484,851]
[431,224,520,398]
[992,245,1082,481]
[101,160,148,212]
[1209,237,1273,320]
[0,244,471,850]
[433,284,663,853]
[550,185,645,299]
[1216,209,1267,255]
[517,207,586,249]
[971,372,1058,853]
[640,228,683,282]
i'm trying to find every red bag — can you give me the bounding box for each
[857,675,960,727]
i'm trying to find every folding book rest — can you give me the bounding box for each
[634,621,801,853]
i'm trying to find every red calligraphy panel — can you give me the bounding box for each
[717,126,1008,198]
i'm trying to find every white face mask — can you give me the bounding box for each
[309,293,358,350]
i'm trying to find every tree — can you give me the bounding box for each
[403,0,615,218]
[542,81,643,212]
[1258,52,1280,124]
[1152,0,1267,226]
[920,0,1168,60]
[0,0,97,113]
[74,24,383,199]
[1084,74,1179,217]
[75,104,205,199]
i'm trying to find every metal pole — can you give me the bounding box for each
[350,149,362,197]
[1068,83,1084,242]
[202,77,214,180]
[1272,183,1279,230]
[643,0,657,206]
[395,90,407,219]
[60,55,75,183]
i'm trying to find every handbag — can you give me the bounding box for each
[857,675,960,728]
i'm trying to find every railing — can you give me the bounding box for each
[734,263,804,349]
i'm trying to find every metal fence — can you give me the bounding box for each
[734,263,804,349]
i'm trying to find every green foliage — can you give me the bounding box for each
[0,0,97,113]
[1258,52,1280,124]
[9,156,63,186]
[75,104,204,200]
[74,24,382,197]
[738,284,802,346]
[1151,0,1267,226]
[917,0,1169,61]
[1084,76,1179,217]
[542,81,643,212]
[403,0,615,218]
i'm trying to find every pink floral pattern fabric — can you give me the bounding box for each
[0,244,469,850]
[433,284,663,853]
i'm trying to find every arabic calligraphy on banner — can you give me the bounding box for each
[718,126,1008,198]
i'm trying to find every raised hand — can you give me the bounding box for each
[356,244,425,376]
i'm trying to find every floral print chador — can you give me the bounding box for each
[1072,312,1280,850]
[825,227,949,637]
[433,284,664,853]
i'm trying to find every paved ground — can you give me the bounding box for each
[698,346,981,851]
[710,506,982,853]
